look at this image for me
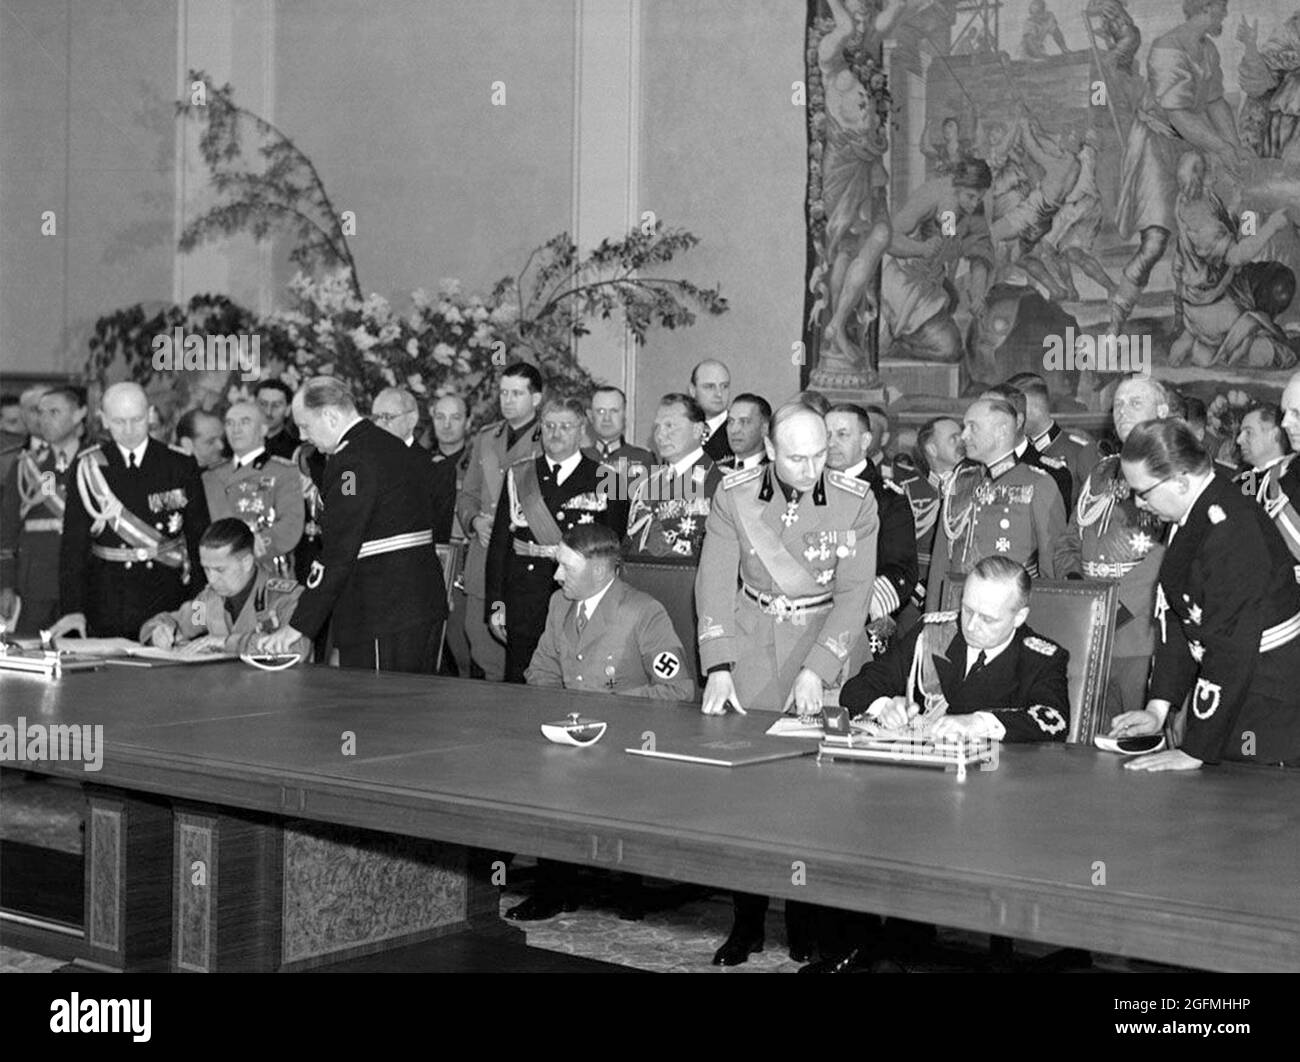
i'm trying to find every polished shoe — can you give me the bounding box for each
[503,893,580,922]
[787,938,816,964]
[712,925,765,966]
[798,950,859,974]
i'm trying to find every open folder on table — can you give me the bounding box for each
[19,636,237,666]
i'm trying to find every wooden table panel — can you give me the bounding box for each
[4,665,1299,971]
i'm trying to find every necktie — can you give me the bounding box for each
[127,451,138,470]
[576,603,587,635]
[967,650,987,678]
[549,461,559,480]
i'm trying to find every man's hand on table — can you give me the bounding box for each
[932,715,990,740]
[149,622,179,649]
[701,671,746,715]
[46,612,87,643]
[865,695,914,730]
[782,668,825,717]
[258,625,303,655]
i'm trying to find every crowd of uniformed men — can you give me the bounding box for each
[3,357,1300,971]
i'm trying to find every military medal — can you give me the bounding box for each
[781,497,799,528]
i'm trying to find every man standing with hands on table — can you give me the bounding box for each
[258,377,446,672]
[695,400,879,966]
[1109,419,1300,770]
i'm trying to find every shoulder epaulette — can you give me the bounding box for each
[1040,454,1067,469]
[267,454,295,467]
[1067,433,1091,447]
[1025,464,1050,477]
[721,464,764,490]
[509,453,537,468]
[882,478,905,495]
[1023,635,1058,656]
[922,610,958,623]
[826,469,868,498]
[264,577,299,593]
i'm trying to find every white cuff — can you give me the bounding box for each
[971,712,1006,741]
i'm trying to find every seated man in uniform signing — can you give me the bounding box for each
[506,523,694,922]
[139,518,310,660]
[841,555,1070,742]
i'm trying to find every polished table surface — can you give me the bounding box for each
[3,665,1298,971]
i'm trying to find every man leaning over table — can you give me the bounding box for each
[140,518,309,660]
[694,399,879,967]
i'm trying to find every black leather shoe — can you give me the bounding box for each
[503,893,580,922]
[787,939,816,964]
[799,947,907,973]
[712,925,765,966]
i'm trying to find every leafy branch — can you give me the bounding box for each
[175,69,362,299]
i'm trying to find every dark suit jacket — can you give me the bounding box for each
[703,421,733,463]
[840,620,1071,742]
[290,418,447,644]
[430,444,470,543]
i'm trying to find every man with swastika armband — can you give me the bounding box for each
[695,401,879,967]
[1109,419,1300,771]
[504,523,695,923]
[486,396,629,684]
[258,377,447,672]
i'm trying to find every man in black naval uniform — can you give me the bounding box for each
[259,377,447,672]
[52,382,209,639]
[487,396,628,683]
[811,557,1070,973]
[825,403,918,652]
[1111,419,1300,770]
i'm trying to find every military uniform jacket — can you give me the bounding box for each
[1032,422,1101,503]
[695,464,879,702]
[456,418,542,597]
[202,450,304,571]
[583,439,653,473]
[856,461,918,619]
[1054,454,1165,657]
[1020,438,1075,511]
[927,454,1066,608]
[139,568,309,658]
[291,444,327,583]
[289,419,447,645]
[1149,474,1300,765]
[525,578,695,700]
[263,426,299,460]
[60,439,209,636]
[485,454,628,609]
[1236,454,1300,572]
[624,452,724,564]
[430,444,472,543]
[0,443,76,601]
[840,616,1071,742]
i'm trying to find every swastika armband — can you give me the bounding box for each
[652,651,681,679]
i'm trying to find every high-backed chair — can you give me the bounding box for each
[940,577,1117,745]
[619,559,702,685]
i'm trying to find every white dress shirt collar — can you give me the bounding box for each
[965,633,1014,676]
[233,445,265,469]
[706,411,727,436]
[735,451,765,470]
[843,458,868,479]
[117,440,148,467]
[549,450,583,485]
[581,576,616,621]
[1013,436,1029,458]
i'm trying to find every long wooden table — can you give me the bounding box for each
[2,664,1299,971]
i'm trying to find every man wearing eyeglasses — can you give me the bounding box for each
[371,388,422,448]
[1054,372,1170,728]
[486,397,629,683]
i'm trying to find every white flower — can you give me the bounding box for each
[438,277,462,296]
[410,288,432,310]
[381,367,397,387]
[472,306,489,323]
[432,342,456,366]
[406,338,420,357]
[442,304,464,325]
[377,323,401,345]
[283,367,302,389]
[490,303,520,326]
[406,373,427,394]
[361,293,391,320]
[349,326,378,352]
[455,356,470,372]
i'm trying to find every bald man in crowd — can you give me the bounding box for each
[690,359,733,463]
[52,382,209,639]
[202,400,304,577]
